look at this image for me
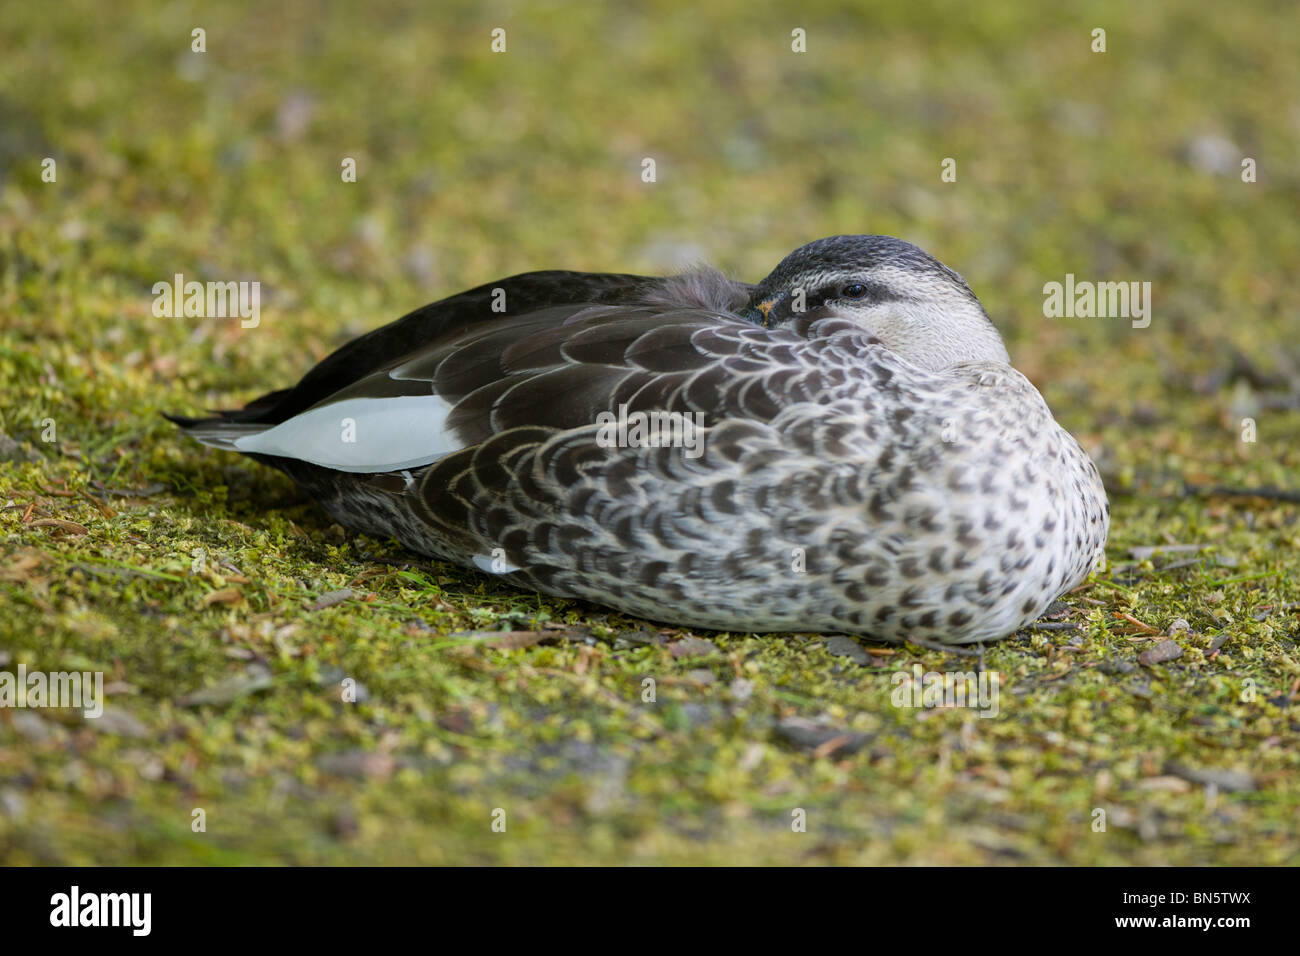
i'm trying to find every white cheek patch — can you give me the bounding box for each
[233,395,460,473]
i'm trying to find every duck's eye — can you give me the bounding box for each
[841,283,868,299]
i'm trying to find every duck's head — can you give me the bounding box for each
[742,235,1010,371]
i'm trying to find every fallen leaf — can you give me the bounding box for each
[179,665,272,706]
[775,717,871,756]
[307,588,357,610]
[316,750,396,780]
[1164,764,1256,792]
[28,518,88,536]
[88,707,150,738]
[482,630,547,650]
[200,587,243,607]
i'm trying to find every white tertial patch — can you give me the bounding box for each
[233,395,459,473]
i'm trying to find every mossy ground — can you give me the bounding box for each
[1,0,1297,864]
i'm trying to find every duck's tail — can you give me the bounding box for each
[164,384,296,449]
[162,412,270,452]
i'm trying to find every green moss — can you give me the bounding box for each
[1,0,1297,864]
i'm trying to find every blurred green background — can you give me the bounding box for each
[0,0,1297,864]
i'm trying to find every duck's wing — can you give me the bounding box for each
[175,303,964,583]
[410,315,944,574]
[172,270,661,427]
[179,302,868,473]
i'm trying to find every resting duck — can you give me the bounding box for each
[170,235,1109,644]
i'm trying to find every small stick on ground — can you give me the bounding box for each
[1116,611,1160,634]
[1184,484,1300,503]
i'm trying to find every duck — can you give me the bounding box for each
[169,235,1109,645]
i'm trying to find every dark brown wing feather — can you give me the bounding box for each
[200,270,659,425]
